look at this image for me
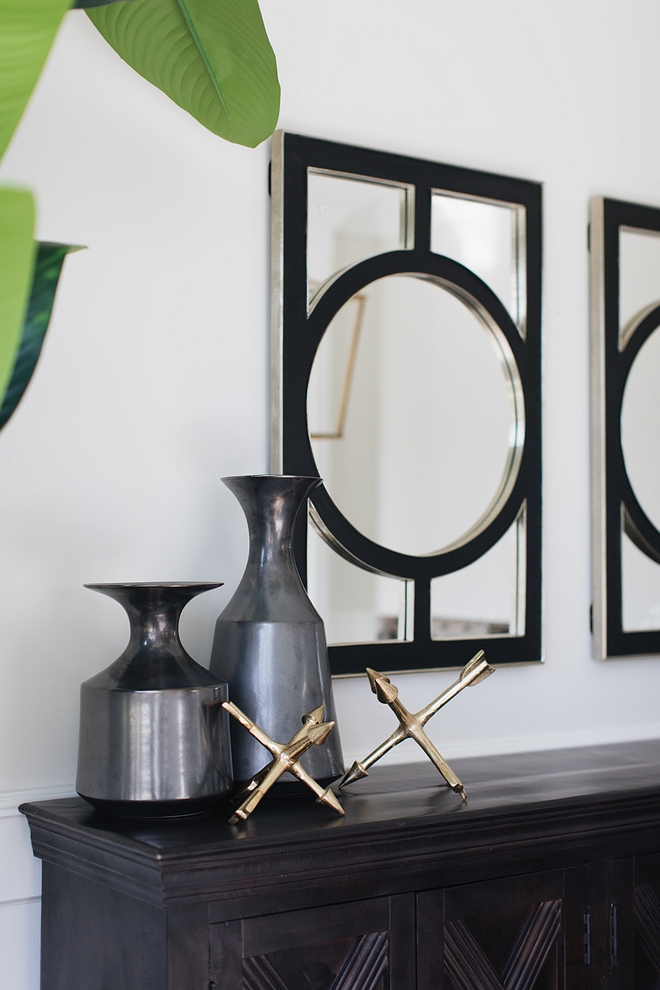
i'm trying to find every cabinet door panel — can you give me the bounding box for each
[610,857,634,989]
[418,869,588,990]
[210,895,414,990]
[634,853,660,989]
[587,858,634,990]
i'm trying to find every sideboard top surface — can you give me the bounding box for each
[21,739,660,858]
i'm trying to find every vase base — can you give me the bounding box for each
[78,793,225,819]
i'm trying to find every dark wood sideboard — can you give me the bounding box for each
[21,739,660,990]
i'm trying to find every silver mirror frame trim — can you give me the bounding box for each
[590,196,608,662]
[270,130,285,475]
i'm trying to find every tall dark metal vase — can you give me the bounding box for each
[210,476,344,784]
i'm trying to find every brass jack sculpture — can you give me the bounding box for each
[222,701,345,824]
[339,650,495,800]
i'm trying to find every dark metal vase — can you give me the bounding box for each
[76,583,233,818]
[209,476,344,784]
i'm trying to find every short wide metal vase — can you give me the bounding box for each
[210,476,344,785]
[76,583,233,817]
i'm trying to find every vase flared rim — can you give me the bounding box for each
[84,582,223,590]
[222,475,321,482]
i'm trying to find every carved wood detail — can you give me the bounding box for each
[503,899,562,990]
[333,931,388,990]
[635,883,660,975]
[445,899,562,990]
[243,931,389,990]
[244,954,289,990]
[445,919,502,990]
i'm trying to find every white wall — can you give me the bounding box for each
[2,2,660,984]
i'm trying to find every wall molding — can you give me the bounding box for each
[343,723,660,767]
[0,783,75,819]
[0,896,41,909]
[4,723,660,813]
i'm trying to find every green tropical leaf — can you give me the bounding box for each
[0,0,73,161]
[73,0,137,7]
[87,0,279,148]
[0,188,36,410]
[0,242,77,431]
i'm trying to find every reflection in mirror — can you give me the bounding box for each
[307,170,412,306]
[431,192,526,333]
[307,287,365,439]
[307,522,413,646]
[619,228,660,342]
[621,325,660,530]
[622,529,660,631]
[430,506,526,639]
[308,274,522,556]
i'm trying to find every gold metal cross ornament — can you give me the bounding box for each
[339,650,495,800]
[222,701,345,823]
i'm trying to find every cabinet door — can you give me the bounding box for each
[586,859,633,990]
[209,894,415,990]
[417,869,589,990]
[633,852,660,989]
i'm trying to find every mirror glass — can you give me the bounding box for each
[619,228,660,341]
[621,326,660,531]
[430,507,526,638]
[307,523,413,645]
[622,528,660,631]
[307,170,412,306]
[307,274,521,556]
[431,192,526,333]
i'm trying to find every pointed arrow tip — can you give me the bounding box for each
[338,761,369,788]
[366,667,397,704]
[303,704,326,725]
[309,721,334,746]
[317,786,345,816]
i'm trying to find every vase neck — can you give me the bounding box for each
[220,477,322,622]
[84,584,223,687]
[225,476,320,575]
[123,596,186,655]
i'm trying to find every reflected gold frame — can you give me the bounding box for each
[308,286,366,440]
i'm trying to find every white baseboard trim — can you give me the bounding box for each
[0,784,75,818]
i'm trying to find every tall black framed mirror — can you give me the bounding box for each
[271,132,542,675]
[591,197,660,659]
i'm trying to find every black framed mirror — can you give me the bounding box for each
[271,132,542,675]
[591,197,660,659]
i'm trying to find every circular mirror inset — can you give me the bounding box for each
[307,274,523,557]
[622,324,660,531]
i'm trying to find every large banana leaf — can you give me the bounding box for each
[0,242,77,430]
[74,1,138,7]
[0,0,73,161]
[88,0,279,148]
[0,188,36,408]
